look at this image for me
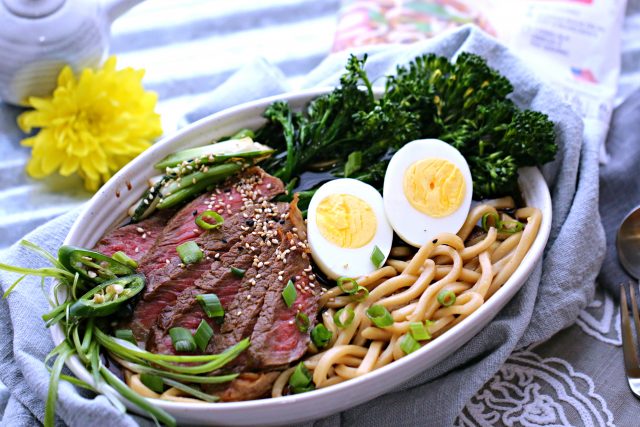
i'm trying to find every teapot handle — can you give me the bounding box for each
[102,0,146,23]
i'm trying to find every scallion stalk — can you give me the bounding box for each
[194,320,213,352]
[437,290,456,307]
[176,241,203,265]
[333,307,355,329]
[370,245,385,268]
[282,280,297,308]
[366,305,393,328]
[288,362,314,394]
[295,311,310,332]
[310,324,332,348]
[400,333,421,355]
[196,294,224,318]
[169,327,196,353]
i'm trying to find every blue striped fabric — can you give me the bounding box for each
[0,0,339,250]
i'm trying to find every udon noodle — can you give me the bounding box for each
[272,200,541,396]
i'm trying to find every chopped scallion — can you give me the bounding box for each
[499,220,524,233]
[409,321,431,341]
[481,212,500,231]
[295,311,310,333]
[115,329,136,345]
[282,280,297,308]
[289,362,314,394]
[195,211,224,230]
[344,150,362,177]
[437,290,456,307]
[140,373,164,393]
[333,307,355,329]
[169,327,196,353]
[176,241,203,264]
[400,333,421,355]
[230,267,245,278]
[337,277,358,295]
[370,245,385,268]
[111,251,138,269]
[310,324,332,348]
[194,320,214,352]
[196,294,224,318]
[366,305,393,328]
[353,285,369,302]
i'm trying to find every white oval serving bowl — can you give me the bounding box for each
[52,88,552,426]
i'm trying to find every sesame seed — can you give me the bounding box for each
[278,276,283,281]
[134,247,139,253]
[214,253,220,259]
[136,227,144,233]
[237,311,242,316]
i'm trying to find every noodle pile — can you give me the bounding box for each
[273,198,541,395]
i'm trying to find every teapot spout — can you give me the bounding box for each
[102,0,146,22]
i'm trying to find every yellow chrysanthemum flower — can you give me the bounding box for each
[17,56,162,191]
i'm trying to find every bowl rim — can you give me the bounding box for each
[52,87,552,419]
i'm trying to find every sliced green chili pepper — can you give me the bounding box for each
[58,246,136,284]
[69,275,145,318]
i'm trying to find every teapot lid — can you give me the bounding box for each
[3,0,66,18]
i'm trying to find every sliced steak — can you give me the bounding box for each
[217,372,280,402]
[125,167,284,342]
[146,202,291,356]
[147,195,320,401]
[93,210,174,263]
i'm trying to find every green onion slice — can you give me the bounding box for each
[481,212,500,231]
[437,290,456,307]
[499,220,524,234]
[282,280,297,308]
[196,211,224,230]
[140,373,164,393]
[230,267,245,278]
[366,305,393,328]
[370,245,385,268]
[295,311,310,333]
[333,307,355,329]
[353,285,369,302]
[176,241,203,265]
[289,362,314,394]
[337,277,358,295]
[115,329,136,345]
[400,333,421,355]
[409,321,431,341]
[169,327,196,353]
[194,320,214,352]
[344,151,362,177]
[111,251,138,269]
[196,294,224,318]
[310,324,332,348]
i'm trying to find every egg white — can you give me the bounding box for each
[383,139,473,247]
[307,179,393,279]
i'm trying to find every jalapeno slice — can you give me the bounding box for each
[58,246,136,284]
[69,274,145,318]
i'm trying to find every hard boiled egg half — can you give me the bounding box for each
[307,179,393,279]
[383,139,472,247]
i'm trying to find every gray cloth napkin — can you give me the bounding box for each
[0,25,604,426]
[598,87,640,293]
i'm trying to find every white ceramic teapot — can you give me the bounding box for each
[0,0,144,106]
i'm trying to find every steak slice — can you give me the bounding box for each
[93,210,174,263]
[146,202,291,357]
[125,167,284,342]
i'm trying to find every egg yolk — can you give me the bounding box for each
[403,158,465,217]
[316,194,377,248]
